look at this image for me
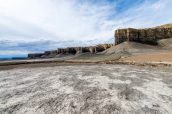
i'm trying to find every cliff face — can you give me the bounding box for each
[28,44,113,59]
[115,24,172,45]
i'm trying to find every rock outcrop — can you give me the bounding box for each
[28,44,113,59]
[115,24,172,45]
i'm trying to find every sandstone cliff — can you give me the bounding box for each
[115,24,172,45]
[28,44,113,59]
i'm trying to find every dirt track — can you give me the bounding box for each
[0,64,172,114]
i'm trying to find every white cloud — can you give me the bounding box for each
[113,0,172,29]
[0,0,116,42]
[0,0,171,42]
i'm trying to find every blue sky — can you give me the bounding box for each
[0,0,172,58]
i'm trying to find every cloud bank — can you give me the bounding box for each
[0,0,172,57]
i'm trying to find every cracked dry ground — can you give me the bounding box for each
[0,64,172,114]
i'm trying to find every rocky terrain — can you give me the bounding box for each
[0,23,172,114]
[24,24,172,65]
[0,64,172,114]
[115,24,172,45]
[28,44,113,59]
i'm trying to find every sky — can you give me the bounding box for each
[0,0,172,58]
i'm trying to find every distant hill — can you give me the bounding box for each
[0,57,27,61]
[12,57,27,60]
[0,58,11,61]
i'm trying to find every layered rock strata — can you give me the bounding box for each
[28,44,113,59]
[115,25,172,45]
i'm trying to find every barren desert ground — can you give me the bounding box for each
[121,52,172,63]
[0,64,172,114]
